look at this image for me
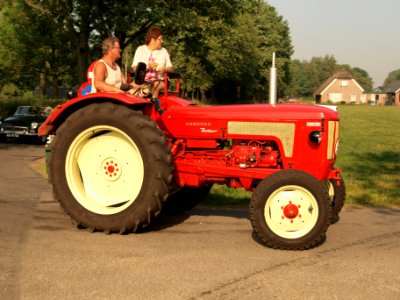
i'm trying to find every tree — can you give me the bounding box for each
[0,0,292,103]
[285,59,309,98]
[349,67,373,92]
[286,55,373,98]
[383,68,400,86]
[250,0,293,101]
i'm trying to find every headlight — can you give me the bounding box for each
[31,121,39,129]
[309,131,322,144]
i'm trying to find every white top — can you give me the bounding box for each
[91,59,122,93]
[131,45,172,72]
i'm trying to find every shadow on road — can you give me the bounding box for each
[145,205,249,233]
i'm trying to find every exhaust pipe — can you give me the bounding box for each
[269,52,277,104]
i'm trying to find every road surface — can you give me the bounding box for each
[1,143,399,299]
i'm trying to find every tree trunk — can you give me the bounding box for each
[200,90,207,104]
[77,34,89,84]
[74,11,91,85]
[40,68,46,96]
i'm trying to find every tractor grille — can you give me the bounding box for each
[327,121,339,160]
[227,121,295,157]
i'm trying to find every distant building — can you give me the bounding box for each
[314,70,365,104]
[382,80,400,106]
[364,81,400,106]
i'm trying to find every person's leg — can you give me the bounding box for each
[150,81,164,114]
[151,81,164,98]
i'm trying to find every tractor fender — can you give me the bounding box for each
[39,92,152,136]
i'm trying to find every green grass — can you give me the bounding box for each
[204,105,400,209]
[335,105,400,208]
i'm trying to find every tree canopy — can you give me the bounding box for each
[383,68,400,86]
[286,55,374,98]
[0,0,295,102]
[0,0,377,102]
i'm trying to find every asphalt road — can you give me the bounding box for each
[1,143,400,300]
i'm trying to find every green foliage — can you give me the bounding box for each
[383,68,400,86]
[0,0,377,103]
[285,56,337,98]
[0,92,63,118]
[167,0,292,103]
[351,67,373,92]
[0,1,77,94]
[0,83,21,96]
[0,0,293,103]
[286,55,374,98]
[337,64,373,92]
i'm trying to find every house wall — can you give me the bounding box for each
[365,93,387,105]
[320,78,364,104]
[364,93,400,106]
[387,93,400,106]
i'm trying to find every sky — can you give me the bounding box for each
[266,0,400,87]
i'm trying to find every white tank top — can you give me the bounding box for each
[91,59,122,93]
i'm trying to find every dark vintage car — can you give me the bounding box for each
[0,105,51,144]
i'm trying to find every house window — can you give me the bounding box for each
[340,80,349,87]
[351,93,357,103]
[329,93,342,103]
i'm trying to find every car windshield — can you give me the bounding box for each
[14,106,43,116]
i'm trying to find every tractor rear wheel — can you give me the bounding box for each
[50,102,173,233]
[250,170,331,250]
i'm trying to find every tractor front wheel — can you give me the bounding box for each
[250,170,331,250]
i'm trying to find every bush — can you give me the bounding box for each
[0,95,64,119]
[0,83,22,97]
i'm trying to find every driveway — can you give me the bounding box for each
[1,143,399,299]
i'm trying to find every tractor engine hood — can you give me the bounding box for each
[160,103,339,140]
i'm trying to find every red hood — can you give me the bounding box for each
[163,103,339,122]
[160,103,339,139]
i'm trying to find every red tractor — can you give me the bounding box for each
[39,64,345,250]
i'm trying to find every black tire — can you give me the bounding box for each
[164,184,213,213]
[326,177,346,223]
[250,170,331,250]
[50,102,173,233]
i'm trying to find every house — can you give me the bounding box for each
[382,80,400,106]
[364,86,386,105]
[314,70,365,104]
[364,81,400,106]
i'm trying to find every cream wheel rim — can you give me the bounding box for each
[264,185,319,239]
[65,125,144,215]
